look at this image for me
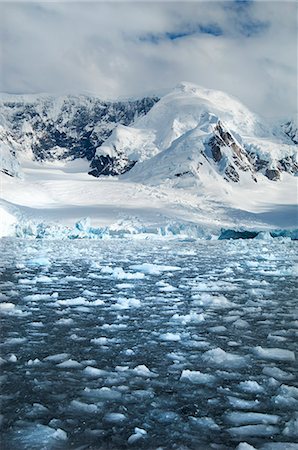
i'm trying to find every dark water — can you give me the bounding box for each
[0,238,297,450]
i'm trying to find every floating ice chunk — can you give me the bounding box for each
[130,263,181,275]
[101,323,127,330]
[11,424,67,449]
[238,381,264,394]
[159,284,177,292]
[0,303,15,311]
[0,302,27,316]
[283,416,298,437]
[253,346,295,362]
[18,278,36,285]
[228,424,279,437]
[160,332,181,342]
[152,410,180,423]
[227,396,260,410]
[279,384,298,399]
[116,283,134,289]
[83,366,107,378]
[202,348,247,369]
[55,318,73,325]
[5,337,26,345]
[26,403,49,418]
[261,443,298,449]
[57,297,88,306]
[83,387,122,401]
[69,400,98,414]
[112,298,141,310]
[26,257,51,266]
[44,353,69,363]
[236,443,257,450]
[208,325,227,333]
[57,359,82,369]
[8,354,17,362]
[171,311,204,325]
[192,293,235,308]
[91,337,108,345]
[24,293,58,301]
[92,299,105,305]
[104,413,126,423]
[233,319,250,329]
[62,275,84,282]
[27,358,41,365]
[132,365,158,378]
[34,275,56,283]
[180,370,216,385]
[81,289,97,296]
[262,366,295,381]
[102,266,145,280]
[225,412,280,426]
[189,416,220,430]
[128,427,147,445]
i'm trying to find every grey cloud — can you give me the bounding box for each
[1,1,296,119]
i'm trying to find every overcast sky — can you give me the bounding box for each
[1,1,297,119]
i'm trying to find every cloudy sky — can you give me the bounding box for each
[1,1,297,119]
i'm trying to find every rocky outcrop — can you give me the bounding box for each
[206,121,257,182]
[0,95,159,176]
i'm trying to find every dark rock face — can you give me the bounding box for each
[88,155,136,177]
[206,121,257,182]
[282,121,298,144]
[0,95,159,169]
[265,168,280,181]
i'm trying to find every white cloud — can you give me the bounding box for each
[1,1,297,119]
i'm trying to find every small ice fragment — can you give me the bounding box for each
[189,416,220,430]
[238,381,264,394]
[69,400,98,413]
[26,257,51,266]
[171,312,204,324]
[283,416,298,437]
[57,297,88,306]
[130,263,180,275]
[225,412,280,425]
[202,348,247,369]
[160,333,181,342]
[57,359,82,369]
[11,424,67,448]
[91,337,108,345]
[0,303,15,311]
[128,427,147,445]
[112,298,141,309]
[44,353,69,363]
[8,354,17,362]
[262,366,295,381]
[228,424,279,437]
[236,444,257,450]
[83,366,107,378]
[104,413,126,423]
[83,387,122,400]
[180,370,216,385]
[253,346,295,362]
[132,365,157,378]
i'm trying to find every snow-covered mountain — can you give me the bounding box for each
[0,82,297,239]
[0,94,158,177]
[94,82,298,184]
